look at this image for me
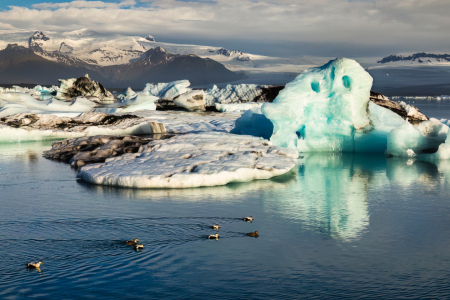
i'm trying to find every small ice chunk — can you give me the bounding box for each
[215,102,263,112]
[173,90,205,111]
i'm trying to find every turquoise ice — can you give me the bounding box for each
[233,58,450,158]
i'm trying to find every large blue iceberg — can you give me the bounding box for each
[232,58,450,159]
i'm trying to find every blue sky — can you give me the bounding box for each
[0,0,449,58]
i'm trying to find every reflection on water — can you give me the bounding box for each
[2,142,450,298]
[76,168,298,200]
[387,158,441,188]
[274,154,445,241]
[278,154,377,241]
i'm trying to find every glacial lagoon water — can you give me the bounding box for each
[1,102,450,299]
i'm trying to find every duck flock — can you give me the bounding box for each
[26,216,258,271]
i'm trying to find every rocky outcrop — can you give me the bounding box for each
[216,48,243,57]
[253,86,284,102]
[29,31,51,48]
[55,75,115,103]
[44,135,157,168]
[378,52,450,64]
[370,91,428,124]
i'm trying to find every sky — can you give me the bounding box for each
[0,0,449,58]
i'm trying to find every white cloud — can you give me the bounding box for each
[32,0,136,9]
[0,0,449,57]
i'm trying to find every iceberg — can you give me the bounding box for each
[77,132,298,189]
[96,87,159,113]
[204,84,262,106]
[116,87,137,102]
[116,90,158,112]
[54,75,115,103]
[262,58,374,152]
[143,80,191,100]
[233,58,450,157]
[386,118,449,157]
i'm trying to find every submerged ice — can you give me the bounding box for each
[233,58,450,159]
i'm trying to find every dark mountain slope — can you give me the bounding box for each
[0,45,244,87]
[0,44,108,85]
[101,47,244,86]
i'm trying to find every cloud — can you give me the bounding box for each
[32,0,136,9]
[0,0,449,57]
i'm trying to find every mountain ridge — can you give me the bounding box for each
[378,52,450,65]
[0,43,243,87]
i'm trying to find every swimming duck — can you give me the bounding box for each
[26,260,42,269]
[125,238,139,245]
[134,244,144,250]
[207,233,219,239]
[243,216,253,223]
[210,225,220,230]
[246,231,259,238]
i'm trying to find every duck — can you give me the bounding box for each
[26,260,42,269]
[210,225,220,230]
[134,244,144,251]
[246,231,259,238]
[125,238,139,245]
[243,216,253,223]
[207,233,219,239]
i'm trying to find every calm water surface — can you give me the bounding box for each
[1,103,450,299]
[401,99,450,120]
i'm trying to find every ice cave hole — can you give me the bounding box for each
[342,75,352,89]
[311,81,320,93]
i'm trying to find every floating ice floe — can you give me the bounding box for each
[0,93,97,117]
[133,110,238,134]
[77,132,298,188]
[232,58,450,159]
[0,112,165,143]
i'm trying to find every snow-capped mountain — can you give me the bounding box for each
[377,52,450,66]
[0,43,242,87]
[0,29,314,73]
[25,30,146,66]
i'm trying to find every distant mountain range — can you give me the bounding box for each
[0,29,312,75]
[0,42,242,88]
[0,29,318,87]
[377,52,450,65]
